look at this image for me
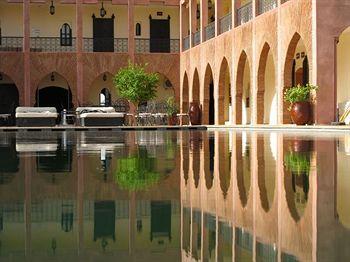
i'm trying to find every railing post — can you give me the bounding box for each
[189,0,197,47]
[232,0,237,28]
[23,0,30,106]
[215,0,223,36]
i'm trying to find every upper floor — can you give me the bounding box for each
[181,0,290,51]
[0,0,180,54]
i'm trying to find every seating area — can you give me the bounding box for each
[15,107,58,127]
[76,107,125,127]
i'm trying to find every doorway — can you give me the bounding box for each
[209,81,215,125]
[93,18,114,52]
[35,86,73,113]
[150,18,170,53]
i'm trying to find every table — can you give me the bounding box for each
[177,113,189,126]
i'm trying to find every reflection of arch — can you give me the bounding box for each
[236,51,250,125]
[182,143,189,185]
[219,135,230,199]
[236,135,251,207]
[284,168,309,222]
[182,72,189,113]
[0,72,19,125]
[203,64,214,125]
[192,69,200,103]
[283,33,309,123]
[218,57,231,125]
[35,72,73,112]
[0,137,19,184]
[205,135,215,190]
[257,43,277,124]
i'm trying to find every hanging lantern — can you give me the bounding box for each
[103,73,107,81]
[51,73,55,82]
[49,1,55,15]
[100,2,107,18]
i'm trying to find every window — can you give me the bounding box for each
[60,23,72,46]
[135,23,141,36]
[100,88,111,107]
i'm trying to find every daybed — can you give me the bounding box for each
[16,107,58,127]
[76,107,125,127]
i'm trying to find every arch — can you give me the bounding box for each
[203,64,214,125]
[0,72,19,125]
[236,51,251,125]
[283,33,309,123]
[154,73,175,102]
[218,57,231,125]
[257,43,277,124]
[35,72,73,113]
[192,69,200,103]
[182,72,189,113]
[135,23,142,36]
[88,72,118,106]
[100,88,111,107]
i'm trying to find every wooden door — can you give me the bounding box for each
[93,18,114,52]
[150,19,170,53]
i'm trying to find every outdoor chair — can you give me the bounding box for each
[15,107,58,127]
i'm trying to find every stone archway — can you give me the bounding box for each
[283,33,309,124]
[0,72,19,124]
[257,43,277,124]
[88,72,118,106]
[192,69,200,103]
[236,51,251,125]
[203,64,214,125]
[182,72,189,113]
[218,57,231,125]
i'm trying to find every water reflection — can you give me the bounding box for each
[1,130,350,260]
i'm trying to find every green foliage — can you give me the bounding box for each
[165,96,179,116]
[284,84,318,110]
[113,62,159,107]
[284,151,311,176]
[115,149,161,191]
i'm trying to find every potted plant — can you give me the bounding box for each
[113,62,159,120]
[165,97,179,125]
[284,84,318,125]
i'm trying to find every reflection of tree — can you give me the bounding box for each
[115,148,161,191]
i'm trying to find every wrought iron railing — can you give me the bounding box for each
[135,38,179,53]
[258,0,277,14]
[237,2,253,26]
[83,38,128,53]
[30,37,76,52]
[0,37,23,51]
[220,13,232,34]
[192,31,201,47]
[205,22,215,41]
[183,35,190,51]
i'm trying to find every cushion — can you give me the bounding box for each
[76,107,116,114]
[16,107,57,114]
[16,112,58,118]
[79,112,125,118]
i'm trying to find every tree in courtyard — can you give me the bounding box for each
[113,62,159,109]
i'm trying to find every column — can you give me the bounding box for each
[189,0,197,47]
[251,0,258,124]
[128,0,135,62]
[77,155,84,255]
[200,0,208,42]
[215,0,223,36]
[76,0,83,106]
[23,0,30,106]
[277,0,283,124]
[24,157,32,256]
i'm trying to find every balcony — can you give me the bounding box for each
[30,37,76,52]
[237,2,253,26]
[258,0,277,14]
[83,38,128,53]
[205,22,215,41]
[192,31,201,47]
[183,35,190,51]
[0,37,23,52]
[220,13,232,34]
[135,39,179,53]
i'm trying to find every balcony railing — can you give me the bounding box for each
[259,0,277,14]
[0,37,23,52]
[220,13,232,34]
[83,38,128,53]
[205,22,215,41]
[183,35,190,51]
[135,39,179,53]
[192,31,201,47]
[30,37,76,52]
[237,2,253,26]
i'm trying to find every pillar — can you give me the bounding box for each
[251,0,258,124]
[189,0,197,47]
[128,0,135,62]
[200,0,208,42]
[76,0,83,106]
[23,0,30,106]
[77,154,84,254]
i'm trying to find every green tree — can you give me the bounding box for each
[113,62,159,109]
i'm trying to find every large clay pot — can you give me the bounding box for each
[290,101,310,125]
[291,139,312,153]
[189,102,201,125]
[168,113,178,126]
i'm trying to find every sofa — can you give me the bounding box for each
[76,107,125,127]
[16,107,58,127]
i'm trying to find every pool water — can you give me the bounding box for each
[0,130,349,261]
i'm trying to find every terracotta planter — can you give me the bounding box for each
[291,139,312,153]
[189,102,201,125]
[290,101,310,125]
[168,114,178,126]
